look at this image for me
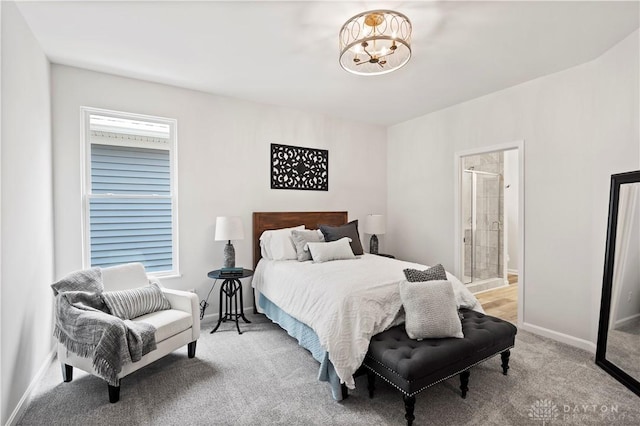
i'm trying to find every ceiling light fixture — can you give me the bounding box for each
[339,9,412,76]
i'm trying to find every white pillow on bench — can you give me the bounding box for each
[400,280,463,339]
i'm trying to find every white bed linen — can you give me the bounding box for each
[253,254,483,389]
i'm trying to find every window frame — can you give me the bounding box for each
[80,106,180,278]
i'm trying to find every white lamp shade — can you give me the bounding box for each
[214,216,244,241]
[365,214,386,235]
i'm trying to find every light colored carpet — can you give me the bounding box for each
[18,313,640,425]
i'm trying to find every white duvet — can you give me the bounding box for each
[253,254,483,389]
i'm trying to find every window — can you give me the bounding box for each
[82,108,178,276]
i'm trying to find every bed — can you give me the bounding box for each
[251,211,483,400]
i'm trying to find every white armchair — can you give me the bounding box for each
[56,263,200,402]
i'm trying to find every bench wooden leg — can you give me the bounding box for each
[501,350,511,375]
[403,394,415,426]
[61,364,73,382]
[460,370,470,398]
[366,370,376,398]
[108,381,120,403]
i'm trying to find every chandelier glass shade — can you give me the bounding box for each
[339,10,412,76]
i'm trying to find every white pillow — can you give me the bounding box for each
[259,239,271,260]
[307,237,355,263]
[399,280,464,340]
[259,225,305,260]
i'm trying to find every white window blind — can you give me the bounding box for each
[83,109,178,275]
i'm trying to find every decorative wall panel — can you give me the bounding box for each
[271,144,328,191]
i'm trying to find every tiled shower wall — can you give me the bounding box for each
[463,152,504,281]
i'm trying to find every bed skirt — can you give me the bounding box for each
[259,293,344,401]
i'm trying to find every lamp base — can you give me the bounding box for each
[223,241,235,268]
[370,234,379,255]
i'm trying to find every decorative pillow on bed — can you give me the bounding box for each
[319,220,364,255]
[307,237,356,263]
[259,225,305,260]
[403,264,447,282]
[102,282,171,320]
[399,279,463,339]
[291,229,324,261]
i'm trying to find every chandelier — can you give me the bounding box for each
[339,10,412,76]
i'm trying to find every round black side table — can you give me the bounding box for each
[207,269,253,334]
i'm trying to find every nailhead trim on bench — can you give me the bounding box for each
[363,345,514,397]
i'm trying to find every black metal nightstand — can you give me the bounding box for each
[207,268,253,334]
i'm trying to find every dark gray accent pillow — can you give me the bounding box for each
[102,282,171,320]
[51,267,103,295]
[403,264,447,282]
[319,220,364,255]
[291,229,325,261]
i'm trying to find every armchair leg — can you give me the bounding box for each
[188,341,197,358]
[108,382,120,403]
[61,364,73,382]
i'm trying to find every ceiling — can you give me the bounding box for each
[15,1,640,126]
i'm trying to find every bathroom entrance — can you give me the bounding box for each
[456,144,522,325]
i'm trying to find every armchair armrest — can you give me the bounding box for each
[161,288,200,341]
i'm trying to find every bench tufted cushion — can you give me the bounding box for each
[364,309,517,396]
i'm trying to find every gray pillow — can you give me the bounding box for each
[291,229,325,261]
[102,282,171,320]
[399,280,463,339]
[403,264,447,282]
[51,267,103,295]
[319,220,364,255]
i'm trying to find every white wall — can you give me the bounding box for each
[388,30,639,347]
[1,2,54,424]
[51,65,388,308]
[0,2,3,422]
[504,149,519,272]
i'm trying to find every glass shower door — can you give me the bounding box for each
[462,169,503,285]
[462,170,473,284]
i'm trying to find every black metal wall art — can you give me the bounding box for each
[271,144,328,191]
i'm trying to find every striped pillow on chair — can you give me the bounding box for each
[102,282,171,320]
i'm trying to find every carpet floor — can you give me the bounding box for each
[18,313,640,425]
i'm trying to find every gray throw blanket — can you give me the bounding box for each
[53,275,157,386]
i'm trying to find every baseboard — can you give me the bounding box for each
[199,304,257,325]
[5,346,57,426]
[521,322,597,354]
[472,283,509,295]
[200,312,219,323]
[507,269,519,276]
[613,312,640,329]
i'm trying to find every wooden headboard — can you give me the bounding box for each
[252,211,348,268]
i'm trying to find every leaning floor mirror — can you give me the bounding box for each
[596,170,640,397]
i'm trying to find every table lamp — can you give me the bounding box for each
[365,214,386,255]
[215,216,244,268]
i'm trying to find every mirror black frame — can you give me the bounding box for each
[596,170,640,397]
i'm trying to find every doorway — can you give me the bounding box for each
[455,143,523,325]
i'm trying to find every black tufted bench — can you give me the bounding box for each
[362,309,517,426]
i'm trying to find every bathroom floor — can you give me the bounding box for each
[475,279,518,324]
